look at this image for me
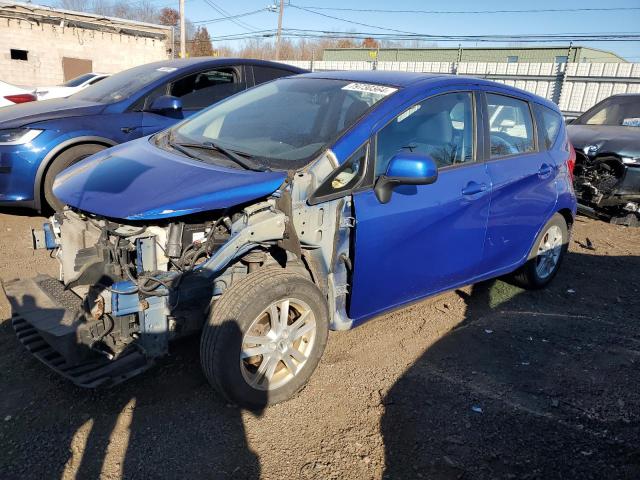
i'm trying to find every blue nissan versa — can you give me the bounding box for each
[6,71,577,408]
[0,57,305,211]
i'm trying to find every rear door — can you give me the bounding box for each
[478,91,558,276]
[141,66,248,135]
[349,89,491,322]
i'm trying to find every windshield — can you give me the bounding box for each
[171,77,396,169]
[579,96,640,127]
[71,64,177,104]
[62,74,96,87]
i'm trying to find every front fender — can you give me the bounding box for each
[32,133,118,211]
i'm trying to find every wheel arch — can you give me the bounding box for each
[33,136,117,211]
[557,207,574,231]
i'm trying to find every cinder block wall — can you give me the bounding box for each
[0,18,170,87]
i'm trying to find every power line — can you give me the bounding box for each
[192,8,266,25]
[291,4,640,15]
[201,0,258,32]
[196,27,640,43]
[284,5,639,44]
[288,4,419,35]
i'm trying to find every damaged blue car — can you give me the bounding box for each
[5,72,577,408]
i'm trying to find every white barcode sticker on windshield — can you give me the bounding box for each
[157,67,178,72]
[342,82,397,96]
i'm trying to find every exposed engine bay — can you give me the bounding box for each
[4,159,355,387]
[573,152,640,227]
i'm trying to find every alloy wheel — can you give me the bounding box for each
[240,298,317,391]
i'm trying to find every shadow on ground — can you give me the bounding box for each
[2,248,639,479]
[381,251,640,479]
[1,314,266,479]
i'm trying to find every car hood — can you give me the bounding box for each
[0,98,105,129]
[53,137,287,220]
[567,124,640,159]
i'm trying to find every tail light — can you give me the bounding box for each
[566,142,576,181]
[4,93,37,104]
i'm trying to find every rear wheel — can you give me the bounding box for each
[43,144,106,211]
[200,266,329,409]
[512,213,569,289]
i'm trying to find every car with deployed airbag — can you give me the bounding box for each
[4,72,576,408]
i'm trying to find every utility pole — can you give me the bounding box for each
[275,0,284,60]
[179,0,186,58]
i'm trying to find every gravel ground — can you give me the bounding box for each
[0,209,638,480]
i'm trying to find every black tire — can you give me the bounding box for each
[200,266,329,409]
[43,144,106,211]
[512,213,569,289]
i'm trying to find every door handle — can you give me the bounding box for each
[121,126,137,134]
[538,164,553,177]
[462,182,488,196]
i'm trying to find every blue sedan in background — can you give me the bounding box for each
[7,71,576,408]
[0,57,306,210]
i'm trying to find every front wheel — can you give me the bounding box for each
[512,213,569,289]
[43,144,106,211]
[200,266,329,409]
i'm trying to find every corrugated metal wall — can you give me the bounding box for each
[320,47,625,63]
[281,60,640,116]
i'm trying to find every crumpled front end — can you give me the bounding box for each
[5,201,288,387]
[573,152,640,226]
[568,124,640,226]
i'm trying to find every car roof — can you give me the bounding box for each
[136,57,307,73]
[299,70,441,87]
[297,70,559,110]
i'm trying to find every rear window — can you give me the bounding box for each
[536,104,563,149]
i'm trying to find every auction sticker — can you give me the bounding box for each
[157,67,178,72]
[342,82,397,96]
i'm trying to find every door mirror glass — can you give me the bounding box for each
[374,152,438,203]
[149,95,183,116]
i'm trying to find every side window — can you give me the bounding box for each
[487,93,535,158]
[130,83,167,111]
[311,144,368,203]
[88,76,106,85]
[169,68,245,109]
[536,104,563,149]
[375,92,474,176]
[253,66,295,85]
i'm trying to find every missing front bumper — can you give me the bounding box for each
[3,275,151,388]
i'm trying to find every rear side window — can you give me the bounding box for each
[170,68,245,109]
[486,93,535,158]
[536,104,563,149]
[253,66,296,85]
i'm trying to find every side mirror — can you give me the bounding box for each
[374,152,438,204]
[149,95,183,117]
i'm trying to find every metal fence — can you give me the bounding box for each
[281,60,640,117]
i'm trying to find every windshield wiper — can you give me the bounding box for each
[172,141,270,172]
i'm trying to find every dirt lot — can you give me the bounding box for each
[0,209,638,480]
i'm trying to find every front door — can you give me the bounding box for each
[349,90,491,322]
[142,66,248,135]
